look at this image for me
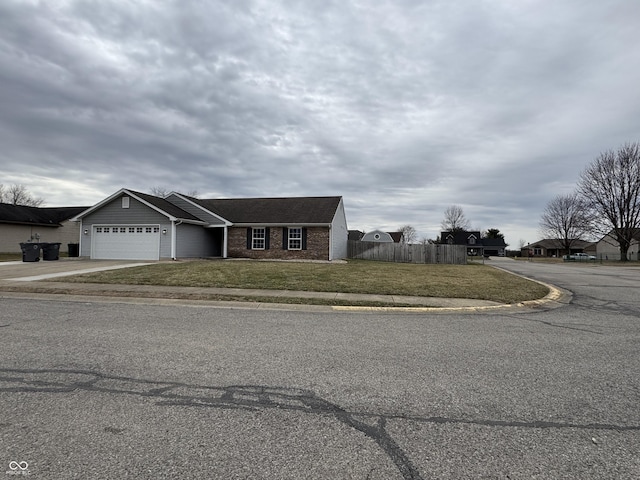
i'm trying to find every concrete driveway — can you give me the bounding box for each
[0,258,155,281]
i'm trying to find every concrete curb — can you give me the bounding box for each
[0,260,569,314]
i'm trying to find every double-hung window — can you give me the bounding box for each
[288,227,303,250]
[252,228,266,250]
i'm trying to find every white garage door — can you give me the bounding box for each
[92,225,160,260]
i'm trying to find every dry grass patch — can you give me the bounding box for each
[56,259,549,304]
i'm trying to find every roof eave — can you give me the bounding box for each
[167,192,233,226]
[232,223,332,227]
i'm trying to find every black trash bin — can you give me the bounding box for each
[20,243,41,262]
[42,242,61,261]
[68,243,80,257]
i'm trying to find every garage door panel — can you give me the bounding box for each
[92,226,160,260]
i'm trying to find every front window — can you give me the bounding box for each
[288,227,302,250]
[252,228,266,250]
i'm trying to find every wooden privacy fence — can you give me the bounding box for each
[348,241,467,264]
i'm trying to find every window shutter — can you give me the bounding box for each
[282,228,288,250]
[265,227,270,250]
[302,228,307,250]
[246,228,252,249]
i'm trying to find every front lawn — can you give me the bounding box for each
[56,259,549,304]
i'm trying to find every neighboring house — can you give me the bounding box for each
[361,230,396,243]
[71,189,348,261]
[441,231,507,256]
[0,203,87,253]
[596,229,640,261]
[521,239,595,258]
[387,232,404,243]
[348,230,364,241]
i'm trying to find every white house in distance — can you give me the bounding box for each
[596,229,640,261]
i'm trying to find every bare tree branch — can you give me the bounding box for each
[0,184,45,206]
[441,205,470,233]
[398,225,417,244]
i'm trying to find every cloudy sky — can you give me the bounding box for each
[2,0,639,246]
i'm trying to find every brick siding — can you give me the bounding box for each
[227,227,330,260]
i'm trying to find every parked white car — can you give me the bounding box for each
[566,253,596,261]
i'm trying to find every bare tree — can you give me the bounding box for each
[539,193,591,255]
[441,205,470,233]
[0,184,44,206]
[151,186,199,198]
[576,142,640,261]
[150,186,170,197]
[398,225,417,244]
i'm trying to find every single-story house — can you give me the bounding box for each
[596,229,640,261]
[71,189,348,261]
[441,231,507,256]
[522,239,595,258]
[0,203,87,253]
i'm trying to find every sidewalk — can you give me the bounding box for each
[0,279,503,308]
[0,258,561,312]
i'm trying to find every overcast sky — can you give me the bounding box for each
[2,0,639,246]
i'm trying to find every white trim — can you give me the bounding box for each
[251,227,266,250]
[233,223,330,227]
[223,226,228,258]
[71,189,179,222]
[288,227,303,250]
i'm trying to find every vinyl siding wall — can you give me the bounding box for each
[176,223,221,257]
[596,234,640,261]
[330,199,348,260]
[79,195,172,257]
[0,220,82,254]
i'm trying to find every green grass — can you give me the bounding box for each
[0,253,22,261]
[56,259,549,304]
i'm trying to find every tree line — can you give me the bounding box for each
[540,142,640,261]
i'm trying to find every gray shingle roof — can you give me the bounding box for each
[126,190,202,222]
[191,196,342,224]
[0,203,88,227]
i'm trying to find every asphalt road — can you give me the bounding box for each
[1,261,639,479]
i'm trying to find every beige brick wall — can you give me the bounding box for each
[228,227,330,260]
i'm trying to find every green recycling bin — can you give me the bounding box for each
[20,243,41,262]
[41,242,61,261]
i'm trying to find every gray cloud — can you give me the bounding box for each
[1,0,639,245]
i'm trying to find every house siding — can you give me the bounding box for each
[79,194,172,257]
[361,230,394,243]
[176,223,221,257]
[596,233,640,261]
[1,220,82,254]
[227,226,330,260]
[330,199,348,260]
